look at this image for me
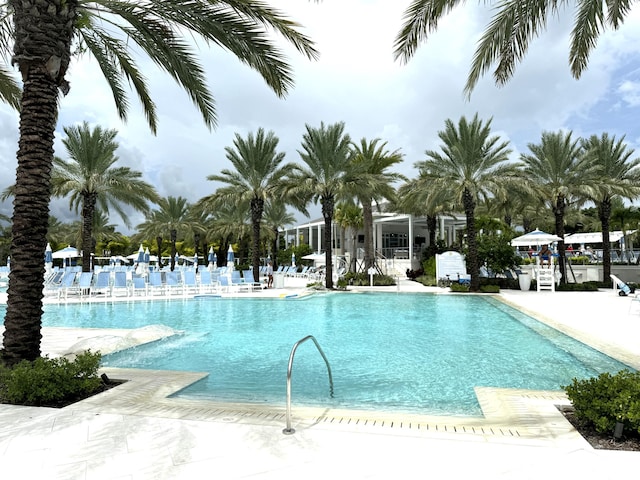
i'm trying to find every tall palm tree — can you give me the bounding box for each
[581,133,640,280]
[206,128,297,282]
[519,131,598,283]
[416,114,514,291]
[334,201,363,273]
[51,122,158,272]
[262,200,296,270]
[394,1,634,95]
[396,175,454,258]
[136,196,193,271]
[350,138,404,271]
[2,1,318,365]
[287,121,353,289]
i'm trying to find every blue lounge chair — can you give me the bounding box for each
[166,271,183,294]
[92,271,111,297]
[131,275,147,296]
[112,271,129,297]
[183,270,198,294]
[148,271,165,295]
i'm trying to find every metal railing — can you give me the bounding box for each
[282,335,334,435]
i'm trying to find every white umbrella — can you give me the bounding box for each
[207,246,215,271]
[52,246,80,259]
[227,245,235,270]
[510,229,562,247]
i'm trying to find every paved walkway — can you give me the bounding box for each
[1,279,639,479]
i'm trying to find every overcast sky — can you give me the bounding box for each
[1,0,639,235]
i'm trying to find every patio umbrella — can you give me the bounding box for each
[227,245,235,270]
[52,245,80,259]
[510,229,562,247]
[291,252,296,267]
[136,244,145,264]
[144,247,150,264]
[174,253,180,267]
[45,243,53,274]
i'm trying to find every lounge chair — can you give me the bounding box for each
[76,271,94,299]
[131,276,147,296]
[183,270,198,294]
[610,274,635,296]
[92,271,111,297]
[242,269,261,291]
[111,271,129,297]
[166,271,183,294]
[148,271,165,295]
[57,271,78,300]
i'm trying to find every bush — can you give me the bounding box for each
[479,284,500,293]
[564,370,640,435]
[344,272,396,286]
[556,282,599,292]
[415,274,437,286]
[449,282,470,292]
[0,351,103,406]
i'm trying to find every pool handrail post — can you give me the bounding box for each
[283,335,334,435]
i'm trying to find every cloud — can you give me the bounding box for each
[0,1,639,234]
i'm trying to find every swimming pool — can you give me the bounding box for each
[25,293,631,416]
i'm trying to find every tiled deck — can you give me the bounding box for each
[1,279,639,479]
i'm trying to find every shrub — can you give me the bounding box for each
[449,282,470,292]
[344,272,396,286]
[0,351,103,406]
[563,370,640,435]
[415,274,437,286]
[556,282,599,292]
[479,284,500,293]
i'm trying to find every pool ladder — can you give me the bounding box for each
[283,335,334,435]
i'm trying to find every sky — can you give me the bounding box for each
[1,0,640,235]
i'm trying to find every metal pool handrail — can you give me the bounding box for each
[282,335,334,435]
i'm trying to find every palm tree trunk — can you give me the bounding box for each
[2,71,58,365]
[3,0,77,365]
[599,197,612,282]
[170,229,177,271]
[427,214,437,255]
[81,192,97,272]
[250,197,264,284]
[553,196,567,285]
[362,202,374,270]
[322,196,334,288]
[156,236,163,268]
[462,188,479,292]
[271,227,279,270]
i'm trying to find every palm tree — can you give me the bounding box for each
[350,138,404,271]
[51,122,158,272]
[519,131,598,283]
[396,175,454,258]
[287,122,353,289]
[394,1,634,95]
[416,114,514,291]
[206,128,297,282]
[262,200,296,270]
[581,133,640,280]
[136,196,193,271]
[334,202,363,273]
[2,1,317,365]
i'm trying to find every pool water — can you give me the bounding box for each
[25,293,631,416]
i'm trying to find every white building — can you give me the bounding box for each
[282,211,467,275]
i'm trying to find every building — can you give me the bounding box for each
[282,211,467,275]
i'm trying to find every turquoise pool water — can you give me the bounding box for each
[16,293,631,416]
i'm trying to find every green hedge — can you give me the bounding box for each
[0,351,103,406]
[564,370,640,435]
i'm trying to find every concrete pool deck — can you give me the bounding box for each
[1,279,639,478]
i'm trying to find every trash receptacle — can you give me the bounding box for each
[518,273,531,291]
[274,272,285,289]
